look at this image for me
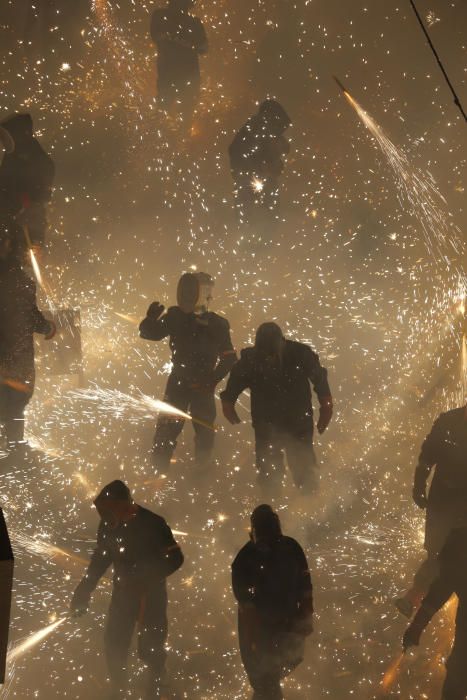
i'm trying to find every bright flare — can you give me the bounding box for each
[7,617,67,664]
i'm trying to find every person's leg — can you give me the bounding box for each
[190,390,216,473]
[442,643,467,700]
[104,593,138,695]
[254,424,285,493]
[284,429,319,493]
[153,376,189,473]
[137,591,169,699]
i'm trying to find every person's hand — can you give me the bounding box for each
[44,320,56,340]
[317,398,333,434]
[412,485,427,509]
[403,624,422,650]
[147,302,165,320]
[222,401,241,425]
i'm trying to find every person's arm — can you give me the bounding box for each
[139,302,170,341]
[294,542,314,635]
[304,346,333,434]
[232,549,255,606]
[150,10,166,44]
[70,523,112,614]
[27,280,55,338]
[413,416,442,509]
[157,518,184,578]
[193,18,208,54]
[213,319,237,384]
[219,354,250,424]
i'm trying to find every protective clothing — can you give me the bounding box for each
[232,506,313,700]
[71,482,183,697]
[150,0,207,117]
[220,331,332,491]
[229,101,291,223]
[0,126,14,167]
[139,283,236,472]
[0,114,54,255]
[404,526,467,700]
[0,253,53,448]
[398,407,467,612]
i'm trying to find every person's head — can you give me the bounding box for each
[169,0,195,11]
[1,114,33,145]
[258,99,291,135]
[177,271,214,314]
[254,322,285,359]
[250,504,282,544]
[93,480,136,528]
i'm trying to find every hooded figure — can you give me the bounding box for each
[396,405,467,618]
[150,0,208,120]
[70,481,184,700]
[0,229,55,450]
[229,100,291,224]
[221,323,332,493]
[403,525,467,700]
[139,272,236,474]
[232,505,313,700]
[0,113,55,257]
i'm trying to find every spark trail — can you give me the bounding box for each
[7,617,67,664]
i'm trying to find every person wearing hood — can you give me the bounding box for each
[150,0,208,121]
[403,525,467,699]
[395,405,467,618]
[139,272,236,474]
[70,480,184,700]
[220,322,332,493]
[0,228,55,451]
[0,113,55,258]
[232,505,313,700]
[229,99,291,224]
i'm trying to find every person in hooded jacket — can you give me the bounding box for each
[0,113,55,258]
[232,505,313,700]
[150,0,207,120]
[70,480,183,700]
[403,525,467,700]
[0,228,55,451]
[229,100,291,224]
[139,272,236,474]
[395,405,467,618]
[221,322,332,493]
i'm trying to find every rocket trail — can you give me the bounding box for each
[7,617,67,664]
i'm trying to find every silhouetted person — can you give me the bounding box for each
[396,405,467,617]
[221,322,332,493]
[139,272,236,474]
[150,0,208,121]
[0,229,55,452]
[232,505,313,700]
[229,100,291,225]
[70,481,183,700]
[0,113,55,258]
[403,525,467,700]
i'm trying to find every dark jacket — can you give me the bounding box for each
[411,526,467,643]
[151,7,207,83]
[416,407,467,491]
[75,506,184,600]
[220,340,330,429]
[0,137,54,216]
[229,116,290,181]
[0,260,51,388]
[139,306,236,384]
[232,535,313,629]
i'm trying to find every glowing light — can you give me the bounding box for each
[29,249,43,288]
[7,617,67,664]
[251,177,264,193]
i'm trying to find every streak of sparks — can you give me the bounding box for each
[7,618,67,664]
